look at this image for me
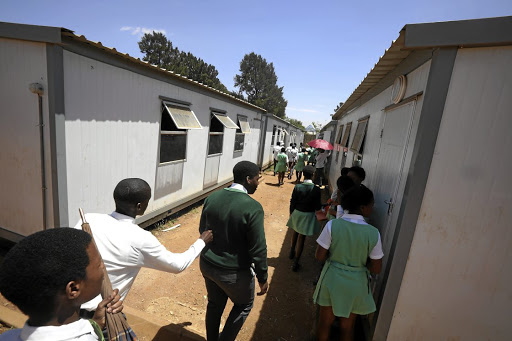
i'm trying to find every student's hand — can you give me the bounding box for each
[200,230,214,244]
[93,289,123,329]
[257,281,269,296]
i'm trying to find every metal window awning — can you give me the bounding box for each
[238,118,251,134]
[213,114,239,129]
[163,102,202,129]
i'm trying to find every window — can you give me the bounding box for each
[271,125,277,145]
[335,125,344,162]
[350,118,369,154]
[208,113,238,155]
[159,101,202,163]
[341,122,352,148]
[234,115,249,152]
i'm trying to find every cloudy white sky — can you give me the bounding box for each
[2,0,511,127]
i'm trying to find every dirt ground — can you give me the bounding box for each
[126,168,326,341]
[0,168,329,340]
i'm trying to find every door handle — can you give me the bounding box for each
[384,198,394,215]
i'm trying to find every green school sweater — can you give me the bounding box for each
[199,188,268,283]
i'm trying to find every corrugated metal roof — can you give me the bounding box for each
[333,31,409,120]
[60,29,266,113]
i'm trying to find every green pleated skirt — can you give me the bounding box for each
[286,210,320,236]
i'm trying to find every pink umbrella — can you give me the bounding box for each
[308,139,333,150]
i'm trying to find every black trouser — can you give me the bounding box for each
[313,167,324,185]
[200,258,255,341]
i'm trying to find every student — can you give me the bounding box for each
[74,178,213,314]
[313,185,384,341]
[313,149,331,185]
[287,166,322,271]
[294,147,307,183]
[272,142,281,176]
[287,143,299,179]
[274,147,288,186]
[347,166,366,185]
[0,228,122,341]
[332,176,355,219]
[286,143,295,179]
[199,161,268,341]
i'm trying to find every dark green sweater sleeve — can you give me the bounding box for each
[246,203,268,283]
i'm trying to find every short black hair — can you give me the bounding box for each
[113,178,151,206]
[301,148,306,152]
[336,176,355,194]
[341,184,374,213]
[277,142,281,146]
[281,147,286,152]
[303,165,315,178]
[340,167,351,177]
[349,166,366,181]
[233,161,260,183]
[0,228,92,319]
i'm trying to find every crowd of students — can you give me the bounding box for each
[286,164,384,341]
[0,160,382,341]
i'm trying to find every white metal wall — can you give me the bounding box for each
[0,38,53,236]
[388,46,512,340]
[328,60,431,193]
[63,51,262,225]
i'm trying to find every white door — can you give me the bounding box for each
[371,100,418,300]
[203,155,220,189]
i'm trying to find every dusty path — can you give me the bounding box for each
[126,168,325,340]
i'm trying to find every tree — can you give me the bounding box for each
[311,121,324,134]
[139,32,228,93]
[285,117,305,130]
[234,53,287,118]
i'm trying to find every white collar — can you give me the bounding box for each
[229,183,248,194]
[342,214,366,222]
[20,319,96,341]
[303,179,313,184]
[111,211,136,224]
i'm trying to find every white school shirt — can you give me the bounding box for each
[0,319,99,341]
[273,145,281,160]
[315,151,331,168]
[290,147,299,161]
[74,211,205,310]
[316,214,384,259]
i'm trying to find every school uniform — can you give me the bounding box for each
[286,180,322,236]
[313,214,384,317]
[274,152,288,173]
[199,183,268,341]
[73,212,205,311]
[295,152,306,172]
[0,319,102,341]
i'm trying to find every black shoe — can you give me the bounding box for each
[292,262,301,272]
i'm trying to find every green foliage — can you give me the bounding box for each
[234,52,287,118]
[285,117,305,130]
[311,121,324,133]
[139,32,228,93]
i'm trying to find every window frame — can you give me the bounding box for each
[233,115,249,153]
[350,118,369,154]
[159,102,191,164]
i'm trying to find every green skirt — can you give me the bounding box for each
[295,160,306,172]
[313,260,375,317]
[286,210,319,236]
[275,162,287,173]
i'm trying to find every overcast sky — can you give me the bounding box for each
[2,0,511,126]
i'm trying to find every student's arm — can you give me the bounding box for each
[139,231,208,273]
[92,289,122,329]
[367,232,384,274]
[367,258,382,274]
[290,187,297,215]
[315,245,329,262]
[246,205,268,288]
